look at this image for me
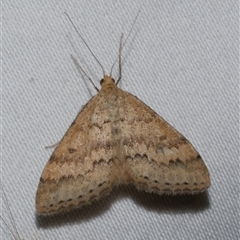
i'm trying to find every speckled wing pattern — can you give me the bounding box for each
[122,91,210,194]
[36,76,210,215]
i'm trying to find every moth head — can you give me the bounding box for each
[100,76,115,86]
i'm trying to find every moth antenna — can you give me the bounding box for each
[116,34,123,85]
[70,54,99,92]
[64,12,105,78]
[110,10,140,81]
[0,184,21,240]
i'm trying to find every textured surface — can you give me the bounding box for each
[36,77,210,214]
[2,1,238,240]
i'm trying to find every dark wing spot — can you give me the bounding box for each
[98,181,106,187]
[159,135,167,140]
[68,148,77,154]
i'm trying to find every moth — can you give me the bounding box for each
[36,13,210,215]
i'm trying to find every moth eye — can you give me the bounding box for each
[111,78,115,83]
[100,79,104,85]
